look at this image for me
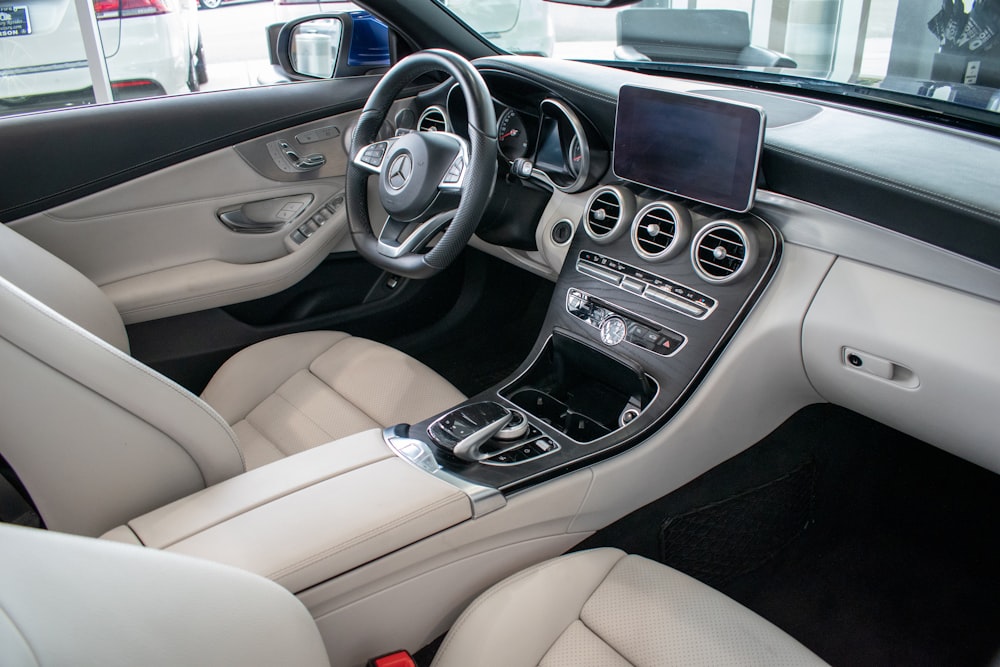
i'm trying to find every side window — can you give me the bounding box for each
[0,0,383,119]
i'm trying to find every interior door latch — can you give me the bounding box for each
[218,194,314,233]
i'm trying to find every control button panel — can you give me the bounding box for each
[290,191,344,245]
[483,432,560,466]
[567,289,686,357]
[359,141,389,167]
[428,401,511,451]
[576,250,716,319]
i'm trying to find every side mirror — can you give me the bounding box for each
[290,19,342,79]
[276,11,390,81]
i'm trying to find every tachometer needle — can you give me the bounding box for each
[500,129,519,140]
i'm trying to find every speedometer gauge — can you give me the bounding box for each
[497,109,530,161]
[568,134,584,178]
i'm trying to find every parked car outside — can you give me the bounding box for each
[0,0,204,115]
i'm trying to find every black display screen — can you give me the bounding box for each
[613,86,765,213]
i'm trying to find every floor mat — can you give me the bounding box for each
[659,460,815,588]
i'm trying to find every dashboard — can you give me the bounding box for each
[398,56,1000,484]
[400,72,785,489]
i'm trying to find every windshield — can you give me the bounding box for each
[437,0,1000,124]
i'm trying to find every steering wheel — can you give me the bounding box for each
[346,50,498,279]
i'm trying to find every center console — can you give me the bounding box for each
[393,184,779,492]
[388,86,779,492]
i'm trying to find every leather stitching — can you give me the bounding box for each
[576,616,634,666]
[267,491,466,583]
[308,338,389,427]
[0,276,246,474]
[552,619,633,667]
[235,417,287,461]
[210,332,348,423]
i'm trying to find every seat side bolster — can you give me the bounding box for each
[431,548,628,667]
[0,277,245,536]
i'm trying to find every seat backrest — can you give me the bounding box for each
[0,523,331,667]
[0,219,130,353]
[0,223,245,537]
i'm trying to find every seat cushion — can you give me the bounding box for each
[432,548,828,667]
[202,331,465,469]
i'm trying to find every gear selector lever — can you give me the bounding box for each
[428,402,512,462]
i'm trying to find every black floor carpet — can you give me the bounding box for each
[577,404,1000,667]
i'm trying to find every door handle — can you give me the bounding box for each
[218,194,314,234]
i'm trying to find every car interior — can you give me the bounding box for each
[0,0,998,665]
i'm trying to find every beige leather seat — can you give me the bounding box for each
[432,547,827,667]
[0,524,828,666]
[0,223,464,537]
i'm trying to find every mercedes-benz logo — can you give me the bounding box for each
[387,154,412,191]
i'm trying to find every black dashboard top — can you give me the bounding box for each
[476,56,1000,271]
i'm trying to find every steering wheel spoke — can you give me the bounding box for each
[353,138,398,174]
[437,135,470,192]
[377,211,456,259]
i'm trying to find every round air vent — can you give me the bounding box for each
[630,202,690,261]
[691,220,757,284]
[582,186,635,244]
[417,106,450,133]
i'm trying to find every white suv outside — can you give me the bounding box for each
[0,0,203,115]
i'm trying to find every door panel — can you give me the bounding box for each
[2,86,404,323]
[11,140,350,323]
[0,77,381,221]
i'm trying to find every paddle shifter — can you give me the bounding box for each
[427,402,513,462]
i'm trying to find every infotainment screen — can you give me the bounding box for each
[613,85,765,213]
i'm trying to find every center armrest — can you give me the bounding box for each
[104,429,473,593]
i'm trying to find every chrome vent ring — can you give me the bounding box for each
[691,220,757,284]
[582,186,635,244]
[631,202,690,261]
[417,106,450,133]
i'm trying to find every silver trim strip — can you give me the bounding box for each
[377,210,456,259]
[497,333,663,447]
[529,98,592,194]
[384,430,506,518]
[755,190,1000,302]
[575,252,717,320]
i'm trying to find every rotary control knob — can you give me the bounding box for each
[599,316,627,346]
[495,409,529,441]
